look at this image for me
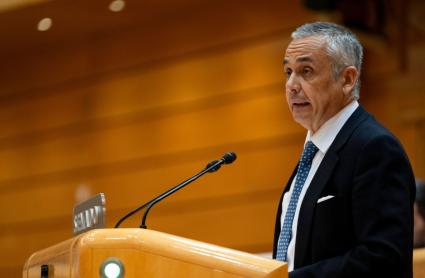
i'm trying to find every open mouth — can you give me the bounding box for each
[293,102,310,107]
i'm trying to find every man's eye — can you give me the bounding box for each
[285,69,292,77]
[303,67,313,75]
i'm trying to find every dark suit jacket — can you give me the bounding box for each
[273,106,415,278]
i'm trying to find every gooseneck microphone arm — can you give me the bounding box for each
[114,199,148,228]
[114,152,236,229]
[139,159,222,229]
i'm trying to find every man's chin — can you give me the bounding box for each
[292,115,312,131]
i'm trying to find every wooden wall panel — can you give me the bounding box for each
[0,90,302,180]
[0,0,315,98]
[0,138,304,226]
[0,38,288,139]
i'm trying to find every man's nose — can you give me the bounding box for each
[286,74,301,95]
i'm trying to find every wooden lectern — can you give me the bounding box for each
[414,248,425,278]
[23,228,287,277]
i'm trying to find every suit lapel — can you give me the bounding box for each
[294,152,339,267]
[293,106,370,267]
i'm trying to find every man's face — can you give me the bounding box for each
[284,36,351,132]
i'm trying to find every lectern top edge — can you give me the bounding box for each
[24,228,287,278]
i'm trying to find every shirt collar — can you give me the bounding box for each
[305,101,359,154]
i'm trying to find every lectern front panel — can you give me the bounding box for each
[23,229,287,278]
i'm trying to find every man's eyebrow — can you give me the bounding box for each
[283,56,314,65]
[296,56,314,63]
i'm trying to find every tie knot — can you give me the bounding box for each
[300,141,318,164]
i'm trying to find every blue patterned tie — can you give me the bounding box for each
[276,141,318,261]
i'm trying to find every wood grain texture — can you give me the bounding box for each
[23,229,288,277]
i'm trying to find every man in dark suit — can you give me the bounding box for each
[273,22,415,278]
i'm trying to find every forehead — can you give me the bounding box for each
[284,36,329,65]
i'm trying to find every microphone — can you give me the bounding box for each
[206,152,237,172]
[114,152,237,229]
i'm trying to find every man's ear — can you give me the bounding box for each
[342,66,359,96]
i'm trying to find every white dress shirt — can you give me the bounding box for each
[280,100,359,271]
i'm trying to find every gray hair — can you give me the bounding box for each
[292,22,363,99]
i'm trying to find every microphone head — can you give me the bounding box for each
[206,160,221,172]
[222,152,237,164]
